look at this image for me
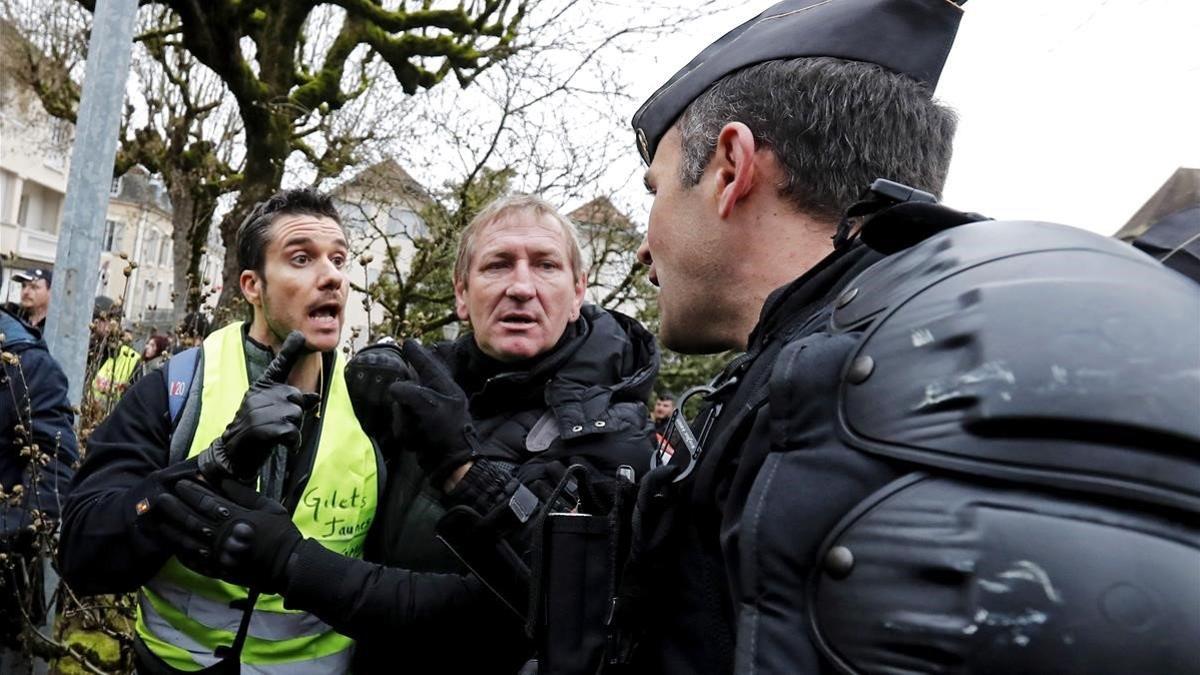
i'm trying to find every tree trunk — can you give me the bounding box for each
[166,181,211,325]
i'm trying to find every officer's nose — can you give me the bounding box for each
[636,237,652,267]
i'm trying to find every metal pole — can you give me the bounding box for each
[43,0,139,406]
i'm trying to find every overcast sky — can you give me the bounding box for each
[607,0,1199,234]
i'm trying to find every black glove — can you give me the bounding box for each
[128,458,204,551]
[166,478,303,596]
[345,340,416,447]
[196,331,320,484]
[389,339,479,485]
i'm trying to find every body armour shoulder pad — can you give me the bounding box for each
[831,220,1200,512]
[811,474,1200,674]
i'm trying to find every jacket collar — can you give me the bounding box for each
[442,305,660,437]
[0,306,42,349]
[745,243,882,354]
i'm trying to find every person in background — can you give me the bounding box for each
[0,266,77,666]
[12,268,52,332]
[90,329,142,403]
[651,392,675,438]
[137,333,172,381]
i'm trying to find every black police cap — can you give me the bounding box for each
[632,0,965,165]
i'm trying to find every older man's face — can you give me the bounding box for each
[455,213,586,362]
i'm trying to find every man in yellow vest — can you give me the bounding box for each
[59,188,380,673]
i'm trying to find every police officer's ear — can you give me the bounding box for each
[713,121,761,219]
[241,269,264,309]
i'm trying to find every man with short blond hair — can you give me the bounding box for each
[453,192,585,288]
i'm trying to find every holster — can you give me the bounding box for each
[527,464,639,675]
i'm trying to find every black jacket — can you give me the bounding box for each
[353,304,659,672]
[0,308,77,543]
[635,245,900,674]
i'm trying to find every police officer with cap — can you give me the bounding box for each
[623,1,1200,674]
[10,268,52,331]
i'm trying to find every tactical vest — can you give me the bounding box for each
[135,322,379,673]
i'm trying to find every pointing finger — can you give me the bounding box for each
[260,331,312,385]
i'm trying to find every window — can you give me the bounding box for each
[110,176,122,196]
[144,280,155,314]
[143,228,160,264]
[50,119,71,147]
[159,238,171,267]
[0,170,15,222]
[103,219,125,252]
[16,194,29,227]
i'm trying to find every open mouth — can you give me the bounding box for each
[307,301,341,329]
[498,312,538,328]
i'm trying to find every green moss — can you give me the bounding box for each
[60,629,122,670]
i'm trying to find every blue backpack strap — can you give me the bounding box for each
[165,347,200,427]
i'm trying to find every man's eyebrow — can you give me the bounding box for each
[281,235,349,250]
[282,236,313,248]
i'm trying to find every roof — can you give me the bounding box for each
[332,159,432,207]
[1114,167,1200,241]
[113,165,173,215]
[568,196,635,232]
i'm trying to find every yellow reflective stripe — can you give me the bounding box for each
[140,585,353,667]
[138,586,224,671]
[147,575,331,641]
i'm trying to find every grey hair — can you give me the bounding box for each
[454,193,585,287]
[676,57,958,222]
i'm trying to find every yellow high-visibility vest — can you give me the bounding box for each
[91,344,141,400]
[135,322,378,673]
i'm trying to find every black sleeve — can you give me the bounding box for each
[283,538,513,644]
[58,369,174,595]
[0,346,78,532]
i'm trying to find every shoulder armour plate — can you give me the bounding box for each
[811,474,1200,674]
[833,220,1200,511]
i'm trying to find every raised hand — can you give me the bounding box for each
[388,339,478,484]
[197,331,320,484]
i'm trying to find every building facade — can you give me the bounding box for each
[1,27,176,324]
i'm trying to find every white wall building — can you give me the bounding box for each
[568,196,646,318]
[332,159,431,351]
[1,26,176,323]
